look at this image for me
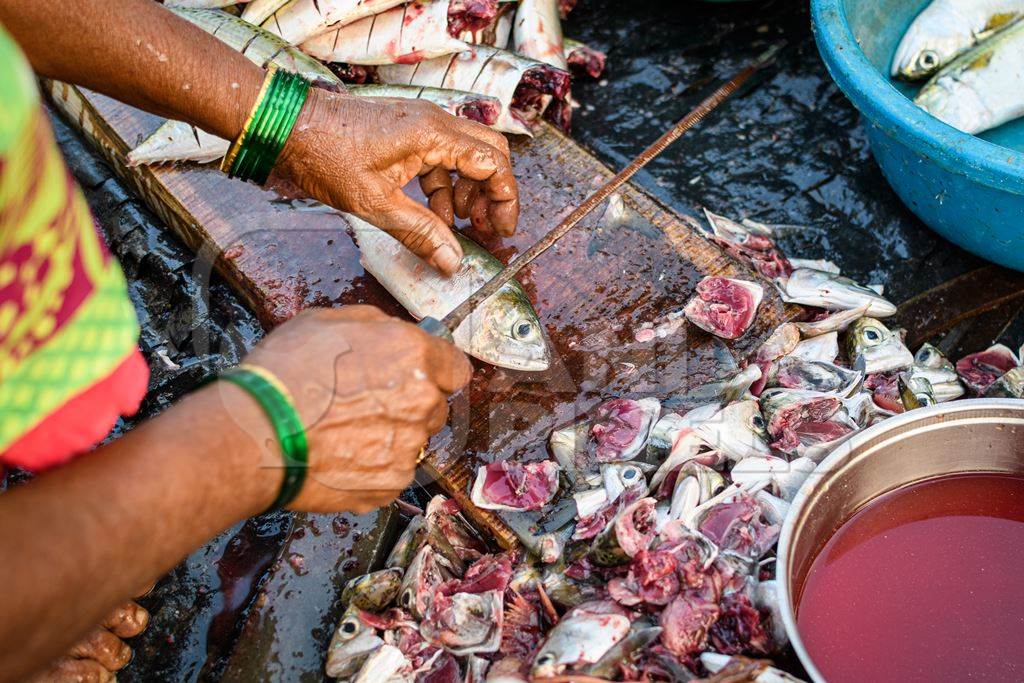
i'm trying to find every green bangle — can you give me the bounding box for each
[220,364,308,512]
[222,65,311,185]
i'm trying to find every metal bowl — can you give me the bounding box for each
[810,0,1024,272]
[777,399,1024,682]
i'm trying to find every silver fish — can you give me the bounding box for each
[892,0,1024,79]
[844,318,914,374]
[325,608,385,679]
[915,17,1024,134]
[341,567,404,612]
[582,623,662,678]
[347,85,501,125]
[385,515,427,569]
[349,215,550,371]
[662,462,727,526]
[729,455,815,502]
[531,603,632,677]
[781,268,896,317]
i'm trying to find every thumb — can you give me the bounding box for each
[375,190,464,276]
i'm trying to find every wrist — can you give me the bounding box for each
[195,380,286,517]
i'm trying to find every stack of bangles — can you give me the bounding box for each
[221,64,311,185]
[220,365,308,511]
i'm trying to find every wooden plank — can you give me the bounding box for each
[46,81,796,547]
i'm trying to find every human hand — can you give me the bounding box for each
[274,88,519,276]
[242,306,472,513]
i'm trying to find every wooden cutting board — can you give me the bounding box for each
[46,81,796,547]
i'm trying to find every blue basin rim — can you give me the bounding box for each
[810,0,1024,195]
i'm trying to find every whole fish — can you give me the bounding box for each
[378,46,571,135]
[262,0,408,45]
[915,17,1024,134]
[128,8,340,166]
[348,85,502,126]
[513,0,568,70]
[780,268,896,317]
[892,0,1024,79]
[300,0,475,65]
[349,215,550,371]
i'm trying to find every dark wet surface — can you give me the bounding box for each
[36,0,1024,679]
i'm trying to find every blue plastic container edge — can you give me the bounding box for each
[810,0,1024,196]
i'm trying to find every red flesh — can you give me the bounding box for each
[684,277,759,340]
[956,348,1018,394]
[479,460,558,510]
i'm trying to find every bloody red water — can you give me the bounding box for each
[797,473,1024,682]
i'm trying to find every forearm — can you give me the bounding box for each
[0,0,263,141]
[0,382,281,682]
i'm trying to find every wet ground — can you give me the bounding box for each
[40,0,1022,679]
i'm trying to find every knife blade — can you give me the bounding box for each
[419,43,784,341]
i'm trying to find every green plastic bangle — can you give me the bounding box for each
[222,66,311,185]
[220,364,308,512]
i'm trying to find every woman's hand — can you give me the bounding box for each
[275,89,519,276]
[241,305,472,513]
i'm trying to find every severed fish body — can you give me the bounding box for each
[915,17,1024,134]
[513,0,567,69]
[349,215,550,371]
[458,3,514,47]
[301,0,486,65]
[378,46,570,135]
[892,0,1024,79]
[240,0,290,24]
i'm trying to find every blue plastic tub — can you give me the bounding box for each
[810,0,1024,271]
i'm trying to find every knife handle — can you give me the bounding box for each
[418,316,454,342]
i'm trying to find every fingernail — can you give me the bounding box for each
[134,606,150,628]
[430,244,461,274]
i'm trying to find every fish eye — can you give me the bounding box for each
[918,50,939,70]
[864,328,881,342]
[401,588,414,608]
[512,319,537,341]
[340,618,359,636]
[536,653,556,666]
[752,414,766,430]
[622,467,639,480]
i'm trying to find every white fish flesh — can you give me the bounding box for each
[513,0,568,69]
[348,214,550,370]
[378,46,571,135]
[915,17,1024,134]
[301,0,470,65]
[262,0,407,45]
[892,0,1024,79]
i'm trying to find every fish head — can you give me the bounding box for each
[531,611,631,677]
[421,590,504,656]
[464,285,550,371]
[891,19,969,80]
[845,318,913,374]
[325,608,384,679]
[341,567,404,612]
[696,400,771,462]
